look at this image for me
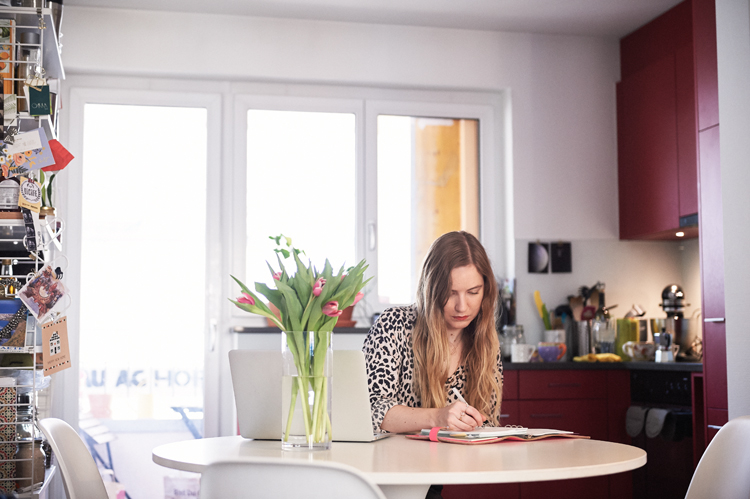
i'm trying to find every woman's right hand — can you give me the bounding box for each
[437,401,484,431]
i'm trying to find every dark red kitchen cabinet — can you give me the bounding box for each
[520,476,610,499]
[692,0,719,130]
[503,369,518,400]
[675,44,699,217]
[617,0,698,240]
[617,55,680,239]
[698,126,726,431]
[500,400,520,427]
[519,369,606,400]
[519,399,608,441]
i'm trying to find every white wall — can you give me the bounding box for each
[716,0,750,418]
[60,7,694,340]
[62,5,621,246]
[515,238,701,344]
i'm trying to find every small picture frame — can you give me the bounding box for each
[550,242,572,273]
[528,242,550,273]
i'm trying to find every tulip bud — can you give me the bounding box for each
[238,292,255,306]
[322,301,343,317]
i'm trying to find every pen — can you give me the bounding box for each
[452,388,491,426]
[452,387,468,406]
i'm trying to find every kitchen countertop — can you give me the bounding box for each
[235,327,702,372]
[504,360,702,372]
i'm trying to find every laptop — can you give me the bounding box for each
[229,349,390,442]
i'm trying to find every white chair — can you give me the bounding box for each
[38,418,108,499]
[198,458,387,499]
[685,415,750,499]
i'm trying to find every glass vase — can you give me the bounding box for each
[281,330,333,451]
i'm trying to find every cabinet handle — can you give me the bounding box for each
[704,318,725,323]
[547,383,581,388]
[530,413,564,419]
[707,424,723,430]
[499,414,510,419]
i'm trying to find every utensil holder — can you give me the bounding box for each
[574,321,591,357]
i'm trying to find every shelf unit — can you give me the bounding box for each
[0,5,63,497]
[0,6,63,140]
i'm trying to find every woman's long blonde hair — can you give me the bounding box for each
[412,231,502,424]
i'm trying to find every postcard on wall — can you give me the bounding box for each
[17,176,42,212]
[2,128,55,177]
[18,265,68,323]
[42,316,71,376]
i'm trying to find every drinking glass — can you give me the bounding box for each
[593,319,616,354]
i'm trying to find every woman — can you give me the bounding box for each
[363,231,503,435]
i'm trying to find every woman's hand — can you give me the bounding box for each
[438,401,484,431]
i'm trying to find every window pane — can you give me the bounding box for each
[377,116,479,305]
[246,110,356,289]
[79,104,207,425]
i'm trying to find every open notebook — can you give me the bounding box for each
[229,349,390,442]
[410,426,586,444]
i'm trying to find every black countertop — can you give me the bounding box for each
[235,327,702,372]
[503,361,702,372]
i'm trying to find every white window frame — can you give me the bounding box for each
[231,94,365,323]
[364,99,501,314]
[61,85,223,437]
[58,76,510,439]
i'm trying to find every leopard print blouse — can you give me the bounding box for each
[362,305,504,432]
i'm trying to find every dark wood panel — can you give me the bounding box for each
[519,399,608,440]
[499,400,520,427]
[620,0,692,78]
[520,476,609,499]
[443,483,520,499]
[617,56,680,239]
[519,370,607,400]
[692,0,720,130]
[703,322,727,410]
[606,370,631,444]
[631,430,695,499]
[503,370,518,400]
[691,373,706,467]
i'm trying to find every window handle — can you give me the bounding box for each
[209,319,218,352]
[368,222,377,250]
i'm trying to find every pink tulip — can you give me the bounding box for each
[273,272,282,281]
[353,291,364,306]
[237,292,255,305]
[322,301,343,317]
[313,278,326,297]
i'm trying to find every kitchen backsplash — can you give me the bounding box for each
[514,238,701,345]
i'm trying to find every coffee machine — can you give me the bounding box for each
[650,285,702,362]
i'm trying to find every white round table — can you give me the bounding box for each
[153,435,646,499]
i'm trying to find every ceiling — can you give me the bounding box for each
[64,0,684,38]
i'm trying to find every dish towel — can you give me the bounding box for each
[626,405,650,437]
[645,408,670,438]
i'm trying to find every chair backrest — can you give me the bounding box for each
[685,415,750,499]
[38,418,108,499]
[198,458,387,499]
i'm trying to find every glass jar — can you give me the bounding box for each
[501,325,525,360]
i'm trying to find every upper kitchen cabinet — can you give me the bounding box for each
[692,0,719,130]
[617,1,699,240]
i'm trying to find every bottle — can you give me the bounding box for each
[0,259,17,296]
